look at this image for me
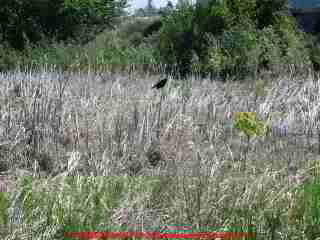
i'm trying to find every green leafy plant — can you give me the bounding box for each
[230,112,267,170]
[273,13,311,75]
[156,3,196,77]
[295,181,320,239]
[258,26,282,74]
[0,0,127,51]
[207,23,260,79]
[231,112,267,138]
[307,35,320,72]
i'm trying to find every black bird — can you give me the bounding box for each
[152,78,168,90]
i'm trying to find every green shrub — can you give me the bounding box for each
[92,29,157,72]
[51,0,128,44]
[156,0,301,79]
[258,26,283,74]
[1,0,313,78]
[17,41,82,71]
[1,17,159,73]
[143,19,163,38]
[273,13,311,74]
[293,180,320,239]
[225,0,256,25]
[156,3,196,77]
[193,0,257,38]
[307,35,320,72]
[195,0,231,36]
[0,0,127,50]
[206,22,259,79]
[0,44,22,71]
[256,0,288,29]
[204,34,226,77]
[118,18,157,47]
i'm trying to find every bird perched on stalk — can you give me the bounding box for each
[152,78,168,90]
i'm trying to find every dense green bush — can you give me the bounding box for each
[258,27,283,73]
[256,0,288,29]
[0,0,315,77]
[0,44,22,71]
[273,13,311,74]
[155,0,311,79]
[0,0,127,50]
[118,18,157,47]
[157,3,196,77]
[206,22,259,79]
[62,0,127,43]
[0,15,160,73]
[0,0,45,50]
[155,0,256,78]
[307,35,320,72]
[98,29,157,72]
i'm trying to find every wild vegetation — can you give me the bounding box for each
[0,68,320,239]
[1,0,320,239]
[2,0,320,78]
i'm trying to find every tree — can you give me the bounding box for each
[145,0,157,16]
[0,0,128,50]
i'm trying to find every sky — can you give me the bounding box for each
[127,0,178,12]
[126,0,320,13]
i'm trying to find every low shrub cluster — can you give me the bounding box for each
[0,17,159,74]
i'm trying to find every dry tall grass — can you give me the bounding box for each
[0,68,319,239]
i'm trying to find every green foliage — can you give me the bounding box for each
[225,0,256,25]
[302,181,320,221]
[257,26,282,73]
[273,13,312,73]
[62,0,127,42]
[205,34,226,76]
[207,22,259,79]
[16,41,83,71]
[5,177,178,237]
[256,0,288,29]
[231,112,267,138]
[307,35,320,72]
[97,30,157,72]
[196,0,231,36]
[155,0,312,79]
[256,13,310,75]
[0,0,314,77]
[293,180,320,239]
[0,0,46,50]
[0,0,127,51]
[0,15,159,73]
[157,3,196,77]
[0,192,9,235]
[118,18,157,46]
[0,44,22,71]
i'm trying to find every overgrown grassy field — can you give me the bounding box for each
[0,66,319,239]
[1,2,320,238]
